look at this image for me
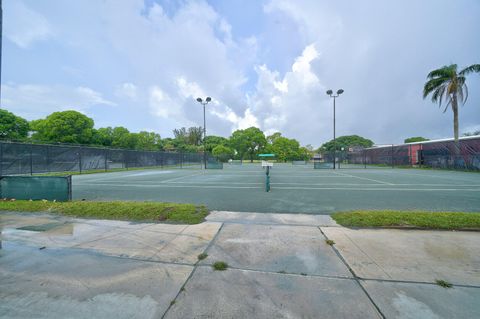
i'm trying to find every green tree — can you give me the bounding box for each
[268,136,303,162]
[187,127,203,146]
[320,135,374,152]
[172,127,204,152]
[423,63,480,142]
[212,145,234,162]
[30,110,94,144]
[162,138,176,151]
[173,127,188,143]
[0,109,29,139]
[92,127,114,146]
[204,135,229,153]
[298,147,312,161]
[230,127,266,162]
[266,132,282,144]
[135,131,162,150]
[404,137,429,143]
[111,127,136,149]
[462,130,480,137]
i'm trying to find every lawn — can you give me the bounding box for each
[332,210,480,230]
[0,200,209,224]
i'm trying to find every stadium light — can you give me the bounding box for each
[196,97,212,169]
[326,89,344,169]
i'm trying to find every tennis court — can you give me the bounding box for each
[73,163,480,214]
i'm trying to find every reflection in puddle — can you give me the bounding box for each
[17,222,72,233]
[1,214,75,250]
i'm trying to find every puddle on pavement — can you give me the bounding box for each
[17,222,71,233]
[1,214,75,243]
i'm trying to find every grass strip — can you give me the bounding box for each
[331,210,480,230]
[0,200,208,224]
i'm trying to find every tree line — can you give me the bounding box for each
[3,108,477,163]
[0,109,314,162]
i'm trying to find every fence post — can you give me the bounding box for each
[125,150,128,170]
[0,142,3,177]
[391,144,394,168]
[78,147,83,174]
[105,149,108,172]
[364,149,367,169]
[46,145,50,173]
[30,144,33,175]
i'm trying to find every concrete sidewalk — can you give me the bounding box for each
[1,211,479,318]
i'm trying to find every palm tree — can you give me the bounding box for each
[423,64,480,142]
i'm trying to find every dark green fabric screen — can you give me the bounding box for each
[0,176,72,201]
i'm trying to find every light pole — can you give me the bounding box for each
[1,0,3,107]
[326,89,344,169]
[196,97,211,169]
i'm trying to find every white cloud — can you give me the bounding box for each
[259,0,480,145]
[149,86,179,119]
[2,84,115,119]
[247,44,326,143]
[115,83,138,100]
[175,78,205,100]
[4,1,53,48]
[3,0,478,145]
[76,87,116,106]
[210,106,259,130]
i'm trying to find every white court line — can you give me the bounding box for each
[332,171,395,185]
[75,183,480,191]
[77,181,381,186]
[274,187,480,191]
[201,174,352,178]
[76,180,480,187]
[159,171,205,183]
[378,172,476,181]
[170,182,480,187]
[76,183,260,189]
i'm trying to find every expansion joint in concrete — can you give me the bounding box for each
[317,226,386,319]
[161,222,225,319]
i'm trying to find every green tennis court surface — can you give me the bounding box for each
[73,163,480,214]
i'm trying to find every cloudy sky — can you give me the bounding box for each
[2,0,479,147]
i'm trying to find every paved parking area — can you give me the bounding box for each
[1,211,480,318]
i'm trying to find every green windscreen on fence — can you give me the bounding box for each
[0,176,72,201]
[292,160,307,165]
[314,161,333,169]
[206,162,223,169]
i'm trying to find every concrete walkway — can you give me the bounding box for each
[1,211,479,318]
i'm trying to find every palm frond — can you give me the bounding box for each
[427,64,457,79]
[443,97,452,113]
[437,85,447,107]
[457,86,464,104]
[462,83,469,105]
[459,64,480,76]
[423,78,448,98]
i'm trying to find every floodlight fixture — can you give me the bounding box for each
[195,97,212,169]
[325,88,345,169]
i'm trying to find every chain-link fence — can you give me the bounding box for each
[0,141,209,175]
[314,136,480,171]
